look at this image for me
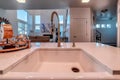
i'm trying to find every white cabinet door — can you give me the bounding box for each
[71,18,88,42]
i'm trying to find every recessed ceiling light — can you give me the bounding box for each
[17,0,26,3]
[82,0,90,3]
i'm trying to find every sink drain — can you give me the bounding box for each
[71,67,80,73]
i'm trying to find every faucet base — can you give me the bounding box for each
[58,42,61,47]
[72,42,76,47]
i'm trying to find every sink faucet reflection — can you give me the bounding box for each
[51,11,61,47]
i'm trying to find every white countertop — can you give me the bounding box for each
[0,42,120,75]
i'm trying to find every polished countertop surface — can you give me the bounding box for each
[0,42,120,75]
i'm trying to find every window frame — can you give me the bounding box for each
[17,10,28,22]
[34,15,41,33]
[17,10,28,35]
[18,20,28,35]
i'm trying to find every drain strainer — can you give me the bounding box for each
[71,67,80,73]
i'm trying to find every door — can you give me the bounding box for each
[71,18,88,42]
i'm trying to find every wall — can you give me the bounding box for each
[0,8,6,17]
[5,10,18,36]
[0,9,18,36]
[96,18,117,44]
[94,1,117,45]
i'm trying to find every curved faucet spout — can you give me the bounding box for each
[51,11,59,24]
[51,11,61,47]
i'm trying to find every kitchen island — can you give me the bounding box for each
[0,42,119,80]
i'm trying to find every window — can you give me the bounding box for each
[35,25,41,32]
[59,15,64,24]
[17,10,27,22]
[67,15,70,24]
[107,24,111,28]
[18,22,24,34]
[59,15,64,37]
[60,26,63,37]
[18,22,28,35]
[96,24,100,28]
[35,15,40,24]
[24,24,28,34]
[17,10,28,35]
[35,15,41,33]
[96,23,112,29]
[101,24,106,28]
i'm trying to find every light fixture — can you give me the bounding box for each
[17,0,26,3]
[82,0,90,3]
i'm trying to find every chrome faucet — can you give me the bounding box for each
[51,11,61,47]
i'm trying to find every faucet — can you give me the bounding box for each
[72,36,76,47]
[51,11,61,47]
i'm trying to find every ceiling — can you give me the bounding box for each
[0,0,117,11]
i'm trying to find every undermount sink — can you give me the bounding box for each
[7,49,111,80]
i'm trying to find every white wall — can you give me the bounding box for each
[0,8,6,17]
